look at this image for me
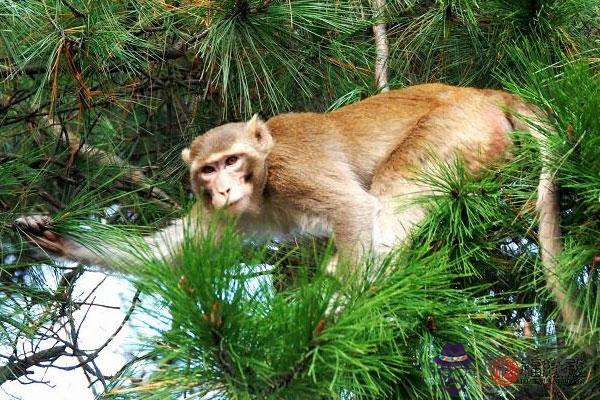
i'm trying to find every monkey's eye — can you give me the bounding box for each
[201,166,216,174]
[225,156,238,166]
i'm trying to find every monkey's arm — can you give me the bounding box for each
[14,215,192,269]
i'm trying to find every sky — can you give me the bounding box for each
[0,269,149,400]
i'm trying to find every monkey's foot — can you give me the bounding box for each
[14,215,66,255]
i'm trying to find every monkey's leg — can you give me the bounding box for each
[369,149,436,256]
[371,180,431,255]
[367,108,504,255]
[323,191,384,317]
[324,189,382,278]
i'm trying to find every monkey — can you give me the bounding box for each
[14,83,562,296]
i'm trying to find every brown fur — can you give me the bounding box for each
[15,83,545,276]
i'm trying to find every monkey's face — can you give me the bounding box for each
[182,115,273,215]
[196,153,254,212]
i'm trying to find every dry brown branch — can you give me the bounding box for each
[0,64,47,79]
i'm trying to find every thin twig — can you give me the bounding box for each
[38,190,67,210]
[61,0,86,18]
[157,28,211,60]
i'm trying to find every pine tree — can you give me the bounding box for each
[1,1,598,399]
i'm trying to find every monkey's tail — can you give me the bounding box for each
[510,106,588,343]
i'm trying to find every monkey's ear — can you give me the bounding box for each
[181,148,191,165]
[246,114,273,153]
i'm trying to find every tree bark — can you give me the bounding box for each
[371,0,389,92]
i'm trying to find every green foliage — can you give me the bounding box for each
[104,224,525,399]
[387,0,598,86]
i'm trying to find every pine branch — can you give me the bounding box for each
[523,94,596,353]
[0,346,68,384]
[264,346,316,395]
[0,26,210,79]
[37,113,180,210]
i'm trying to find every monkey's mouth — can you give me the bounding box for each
[226,198,243,209]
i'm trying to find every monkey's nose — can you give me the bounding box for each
[219,188,231,197]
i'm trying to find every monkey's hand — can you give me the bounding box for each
[14,215,69,256]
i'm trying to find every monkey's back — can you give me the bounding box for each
[265,83,517,193]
